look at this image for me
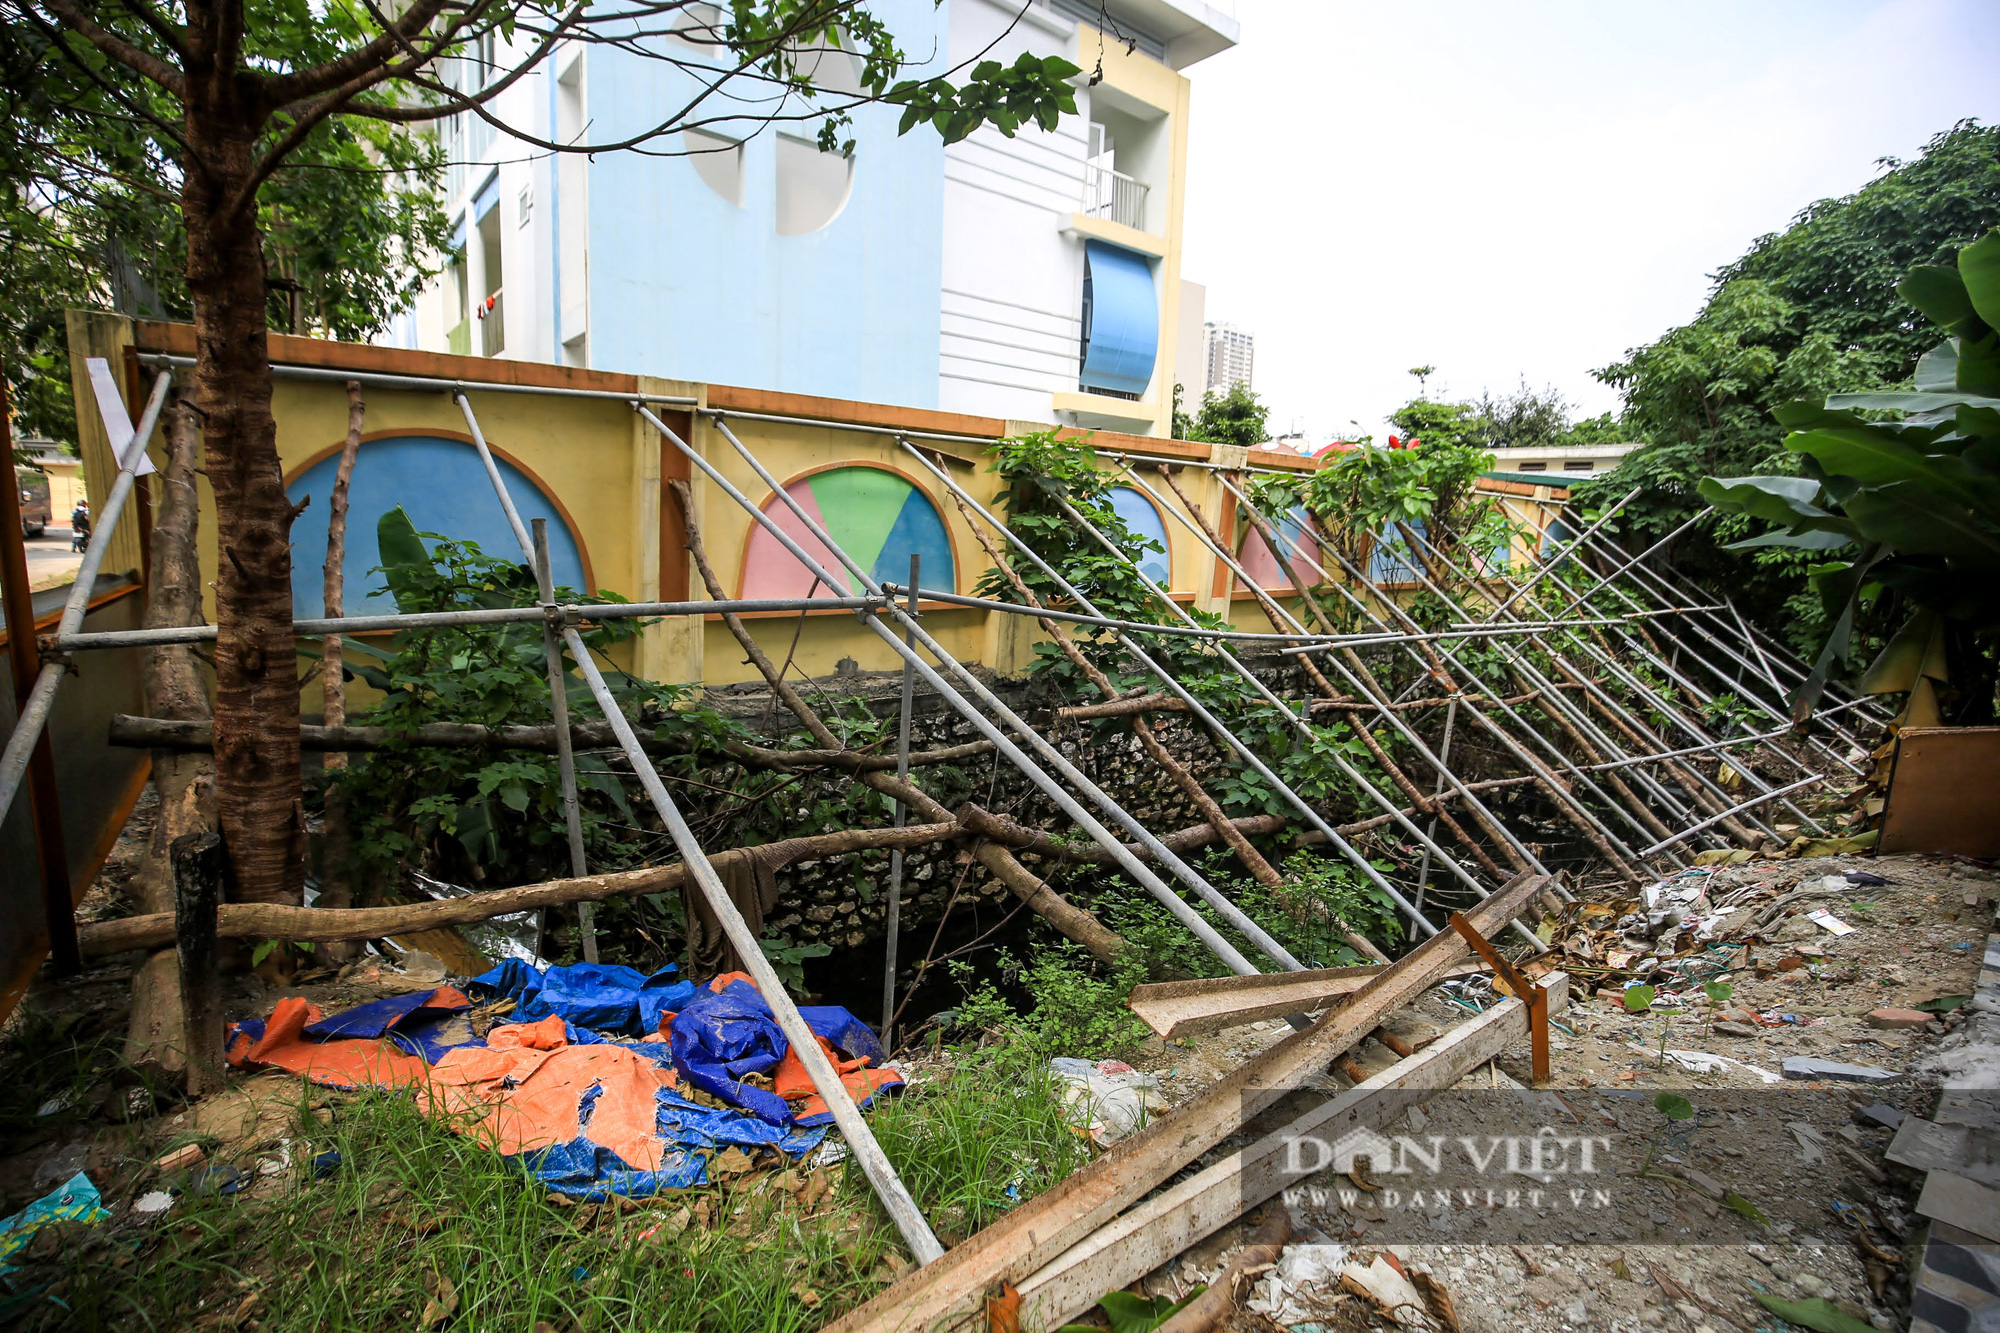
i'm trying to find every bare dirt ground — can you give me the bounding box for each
[1117,853,1994,1333]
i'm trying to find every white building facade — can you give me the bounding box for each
[399,0,1239,440]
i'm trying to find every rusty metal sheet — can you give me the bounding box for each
[1879,727,2000,858]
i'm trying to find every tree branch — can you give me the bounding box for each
[34,0,186,95]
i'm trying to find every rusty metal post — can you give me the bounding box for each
[1448,912,1550,1087]
[0,371,78,974]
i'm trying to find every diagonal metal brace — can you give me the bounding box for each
[1449,912,1551,1087]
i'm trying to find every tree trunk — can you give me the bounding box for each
[125,398,215,1073]
[182,105,306,909]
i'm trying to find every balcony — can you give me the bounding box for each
[478,289,504,357]
[1081,163,1149,232]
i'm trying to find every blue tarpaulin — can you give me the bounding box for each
[469,960,697,1035]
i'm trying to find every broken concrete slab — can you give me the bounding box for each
[1916,1170,2000,1245]
[1866,1007,1934,1029]
[1780,1056,1899,1084]
[1854,1102,1906,1131]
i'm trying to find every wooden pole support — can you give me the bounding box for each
[173,831,226,1095]
[1447,911,1550,1086]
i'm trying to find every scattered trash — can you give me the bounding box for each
[411,870,545,966]
[1337,1254,1429,1326]
[1843,872,1891,887]
[1248,1244,1350,1325]
[0,1173,109,1274]
[31,1144,90,1193]
[190,1165,249,1197]
[35,1090,76,1118]
[1806,909,1856,936]
[1050,1058,1168,1146]
[153,1143,205,1173]
[312,1150,344,1178]
[131,1191,174,1217]
[1780,1057,1899,1085]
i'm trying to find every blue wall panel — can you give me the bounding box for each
[583,0,948,409]
[286,436,586,617]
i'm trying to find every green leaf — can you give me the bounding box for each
[1959,230,2000,332]
[1723,529,1854,551]
[1914,340,1960,392]
[1722,1192,1768,1224]
[1899,264,1978,332]
[1702,980,1733,1006]
[251,941,279,967]
[1753,1294,1877,1333]
[375,506,432,611]
[1095,1289,1201,1333]
[1653,1092,1693,1120]
[1857,609,1948,693]
[1915,994,1969,1013]
[1697,474,1837,528]
[1623,984,1655,1013]
[1843,482,2000,565]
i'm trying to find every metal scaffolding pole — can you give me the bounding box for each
[1571,534,1878,758]
[895,442,1449,942]
[881,556,918,1047]
[660,407,1296,979]
[1489,486,1643,616]
[1637,775,1825,858]
[0,366,172,835]
[1039,486,1550,948]
[1209,473,1672,871]
[1553,533,1867,775]
[1390,518,1816,840]
[454,393,946,1265]
[1315,511,1748,852]
[1112,465,1563,879]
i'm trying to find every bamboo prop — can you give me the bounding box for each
[896,442,1451,942]
[668,478,1128,966]
[681,409,1300,977]
[533,518,595,963]
[1430,525,1837,829]
[1147,464,1526,883]
[1214,473,1686,877]
[948,487,1285,891]
[457,394,946,1264]
[108,713,999,773]
[320,381,365,760]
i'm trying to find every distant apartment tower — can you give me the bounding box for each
[1203,321,1253,397]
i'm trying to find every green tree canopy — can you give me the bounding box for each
[1182,381,1270,448]
[1573,119,2000,629]
[0,16,452,444]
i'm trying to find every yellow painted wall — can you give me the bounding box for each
[75,321,1570,701]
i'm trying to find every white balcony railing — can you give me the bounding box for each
[1081,163,1150,232]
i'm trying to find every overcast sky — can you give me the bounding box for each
[1178,0,2000,443]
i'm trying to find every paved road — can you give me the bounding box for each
[24,527,86,592]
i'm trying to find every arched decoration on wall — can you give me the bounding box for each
[284,432,589,619]
[1106,486,1171,589]
[1238,505,1323,590]
[1368,521,1426,585]
[740,464,955,600]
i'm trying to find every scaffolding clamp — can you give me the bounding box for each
[1448,911,1551,1087]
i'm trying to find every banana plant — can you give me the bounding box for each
[1699,229,2000,727]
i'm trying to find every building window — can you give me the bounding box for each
[740,467,954,598]
[1517,461,1546,472]
[776,134,853,236]
[1562,460,1592,472]
[1107,486,1171,588]
[685,128,745,207]
[1078,240,1158,398]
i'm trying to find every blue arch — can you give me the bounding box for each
[1107,486,1171,588]
[286,435,587,618]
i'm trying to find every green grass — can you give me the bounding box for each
[4,1043,1091,1331]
